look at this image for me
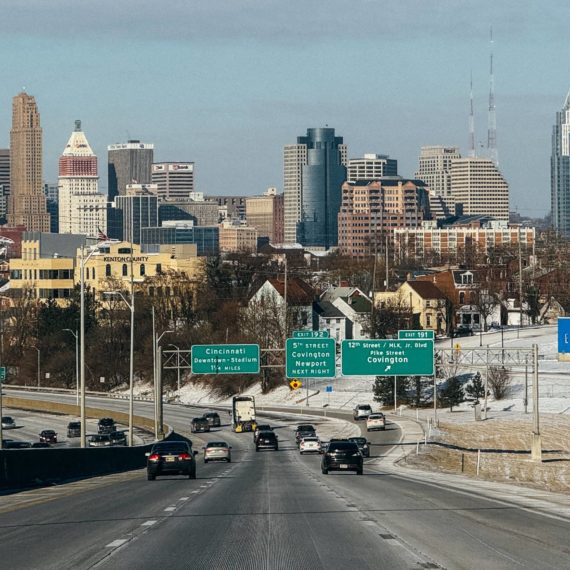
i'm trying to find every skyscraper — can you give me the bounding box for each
[115,194,158,244]
[450,158,509,221]
[415,146,461,198]
[283,127,347,248]
[0,149,9,221]
[58,121,107,237]
[107,140,154,201]
[151,162,195,200]
[551,91,570,235]
[347,154,398,182]
[8,92,50,231]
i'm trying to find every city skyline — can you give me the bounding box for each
[1,1,568,216]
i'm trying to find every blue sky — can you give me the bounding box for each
[1,0,568,216]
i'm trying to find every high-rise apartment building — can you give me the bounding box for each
[245,187,284,243]
[44,183,59,233]
[58,121,107,238]
[347,154,398,182]
[283,127,347,248]
[151,162,195,200]
[107,140,154,201]
[552,92,570,235]
[337,179,429,257]
[450,158,509,221]
[0,149,9,221]
[8,93,50,231]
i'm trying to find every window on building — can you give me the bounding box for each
[122,264,128,277]
[459,292,465,304]
[140,264,145,277]
[156,264,162,274]
[426,314,432,327]
[118,247,132,254]
[106,264,111,277]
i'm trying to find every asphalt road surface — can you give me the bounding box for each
[1,391,570,569]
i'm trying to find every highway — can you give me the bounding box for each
[1,406,148,447]
[1,391,570,569]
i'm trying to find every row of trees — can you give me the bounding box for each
[373,368,512,411]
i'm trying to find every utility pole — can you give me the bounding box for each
[531,343,542,461]
[385,234,389,291]
[518,225,523,338]
[283,256,288,342]
[128,242,135,447]
[152,306,158,438]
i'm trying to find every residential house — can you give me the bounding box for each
[248,276,315,335]
[331,290,372,339]
[375,280,447,335]
[313,301,347,342]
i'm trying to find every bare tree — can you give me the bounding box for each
[487,366,511,400]
[473,289,499,331]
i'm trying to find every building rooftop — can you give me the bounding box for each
[407,280,447,300]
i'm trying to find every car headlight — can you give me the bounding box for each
[363,445,368,449]
[352,453,361,457]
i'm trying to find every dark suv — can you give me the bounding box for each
[255,431,278,451]
[146,441,197,480]
[98,418,115,434]
[452,325,473,337]
[295,424,316,446]
[321,441,363,475]
[203,412,221,427]
[191,417,211,433]
[67,421,81,438]
[109,431,127,446]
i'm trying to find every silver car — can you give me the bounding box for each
[88,434,112,447]
[203,441,232,463]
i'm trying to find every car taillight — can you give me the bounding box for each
[178,453,191,460]
[148,453,161,461]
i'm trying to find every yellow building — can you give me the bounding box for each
[10,238,75,301]
[9,236,203,303]
[375,281,448,334]
[79,242,203,294]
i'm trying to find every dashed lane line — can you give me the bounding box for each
[141,520,157,526]
[106,539,128,548]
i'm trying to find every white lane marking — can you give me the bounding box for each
[179,497,190,501]
[141,520,157,526]
[164,507,176,512]
[191,490,200,494]
[106,539,128,548]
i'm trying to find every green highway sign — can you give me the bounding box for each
[292,330,330,338]
[286,338,336,379]
[341,339,434,377]
[191,344,260,374]
[398,330,435,340]
[0,366,5,382]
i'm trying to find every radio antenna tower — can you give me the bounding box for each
[469,71,476,157]
[487,26,498,165]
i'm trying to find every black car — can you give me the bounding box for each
[255,431,278,451]
[31,442,50,448]
[191,417,211,433]
[109,431,127,446]
[452,325,474,337]
[203,412,221,427]
[67,421,81,438]
[98,417,115,434]
[295,424,316,446]
[321,441,363,475]
[146,441,197,480]
[253,424,272,443]
[39,430,58,444]
[348,437,370,458]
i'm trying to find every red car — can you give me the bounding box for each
[39,430,58,444]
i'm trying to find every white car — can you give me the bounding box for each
[1,416,16,429]
[353,404,372,420]
[299,436,321,454]
[366,413,386,431]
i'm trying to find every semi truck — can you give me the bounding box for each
[232,396,257,433]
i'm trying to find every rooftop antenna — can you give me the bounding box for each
[469,71,476,157]
[487,26,498,165]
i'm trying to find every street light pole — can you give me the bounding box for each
[63,329,79,405]
[80,244,100,448]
